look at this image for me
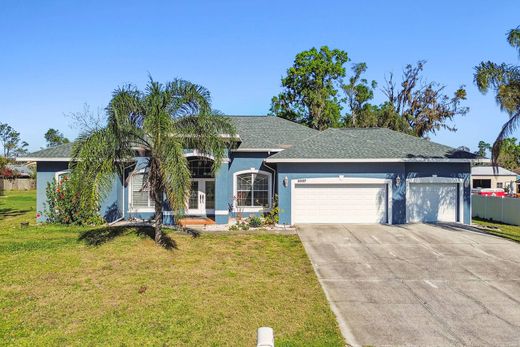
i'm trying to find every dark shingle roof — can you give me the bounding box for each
[267,128,477,161]
[228,116,318,150]
[20,143,74,160]
[19,116,316,159]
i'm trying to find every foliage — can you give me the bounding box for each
[70,77,236,244]
[342,63,377,127]
[0,122,28,157]
[272,47,468,138]
[474,26,520,165]
[44,128,70,147]
[44,176,103,225]
[475,140,491,157]
[270,46,349,130]
[263,194,280,225]
[379,61,468,137]
[247,215,263,228]
[496,137,520,171]
[228,224,240,231]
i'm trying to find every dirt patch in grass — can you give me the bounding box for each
[0,191,344,346]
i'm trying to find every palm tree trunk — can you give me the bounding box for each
[154,187,164,243]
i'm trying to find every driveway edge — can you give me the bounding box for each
[297,232,360,347]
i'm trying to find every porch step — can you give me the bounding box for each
[178,217,215,227]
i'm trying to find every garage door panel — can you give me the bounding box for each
[407,183,457,223]
[293,183,388,224]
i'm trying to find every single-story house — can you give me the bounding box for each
[18,116,477,225]
[471,166,518,193]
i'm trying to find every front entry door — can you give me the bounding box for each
[187,179,215,215]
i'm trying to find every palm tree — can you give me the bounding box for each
[474,26,520,165]
[70,78,235,245]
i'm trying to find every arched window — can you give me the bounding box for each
[234,170,271,209]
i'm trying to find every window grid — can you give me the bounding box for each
[236,173,270,208]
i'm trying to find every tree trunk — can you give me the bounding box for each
[153,185,164,243]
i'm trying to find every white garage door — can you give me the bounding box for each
[293,183,388,224]
[407,183,458,223]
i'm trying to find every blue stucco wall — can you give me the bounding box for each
[36,162,69,222]
[36,162,121,222]
[226,152,275,220]
[276,162,406,225]
[276,161,471,225]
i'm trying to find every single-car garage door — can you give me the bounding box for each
[292,183,388,224]
[407,183,458,223]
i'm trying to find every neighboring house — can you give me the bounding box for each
[471,166,518,193]
[17,116,477,225]
[0,163,35,191]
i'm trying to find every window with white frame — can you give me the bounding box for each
[235,171,271,208]
[55,170,70,183]
[497,182,504,189]
[131,172,154,209]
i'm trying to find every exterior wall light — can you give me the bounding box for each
[283,176,289,187]
[395,176,401,187]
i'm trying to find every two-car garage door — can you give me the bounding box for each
[292,182,388,224]
[291,178,461,224]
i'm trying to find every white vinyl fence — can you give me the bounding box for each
[472,194,520,226]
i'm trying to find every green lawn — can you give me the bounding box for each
[472,217,520,242]
[0,190,344,346]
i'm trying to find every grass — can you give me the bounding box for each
[0,190,344,346]
[472,217,520,242]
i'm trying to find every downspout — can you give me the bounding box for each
[263,156,277,207]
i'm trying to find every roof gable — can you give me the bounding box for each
[267,128,477,162]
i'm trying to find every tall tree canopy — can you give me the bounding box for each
[474,26,520,165]
[70,78,235,245]
[271,47,468,138]
[44,128,70,147]
[0,122,28,157]
[381,61,468,137]
[270,46,348,130]
[475,140,491,157]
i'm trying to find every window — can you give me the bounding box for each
[55,170,70,182]
[188,158,213,178]
[472,179,491,189]
[235,171,271,208]
[497,182,503,189]
[131,172,154,209]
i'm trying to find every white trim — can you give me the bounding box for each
[17,157,71,162]
[405,176,464,223]
[232,148,284,153]
[232,169,273,212]
[265,158,475,163]
[215,210,229,215]
[54,170,70,181]
[186,178,216,215]
[128,170,155,213]
[290,176,393,225]
[184,150,215,160]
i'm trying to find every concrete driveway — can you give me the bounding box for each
[298,223,520,347]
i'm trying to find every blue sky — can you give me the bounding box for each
[0,0,518,151]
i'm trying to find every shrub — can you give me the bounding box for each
[239,222,249,231]
[248,215,263,228]
[263,194,280,225]
[45,177,103,225]
[229,224,240,231]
